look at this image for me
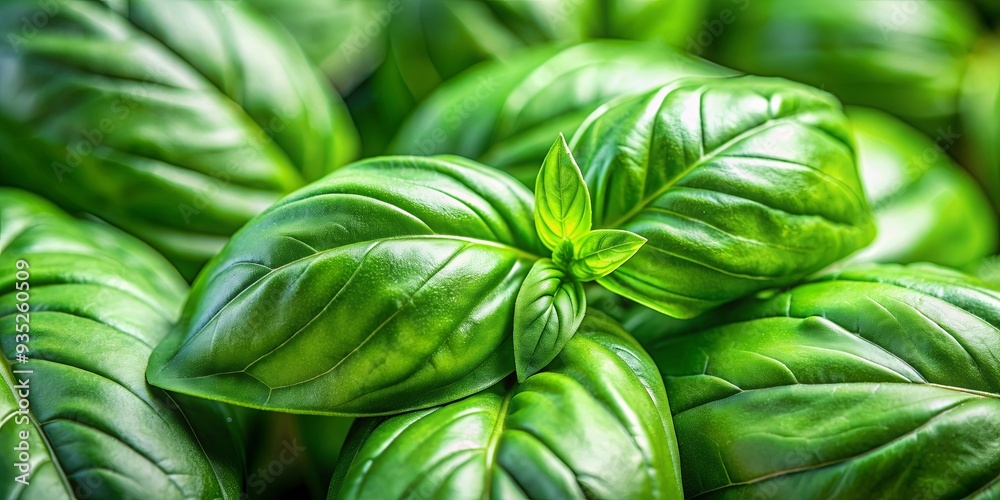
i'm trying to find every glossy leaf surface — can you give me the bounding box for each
[148,157,544,415]
[570,230,647,282]
[847,107,997,268]
[534,135,592,251]
[331,313,683,500]
[0,0,358,279]
[513,259,586,382]
[710,0,981,134]
[647,264,1000,498]
[392,41,735,185]
[571,76,876,318]
[0,189,246,499]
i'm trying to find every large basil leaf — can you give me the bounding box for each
[709,0,981,135]
[147,156,545,416]
[246,0,388,92]
[390,41,735,184]
[646,264,1000,498]
[847,107,997,268]
[0,0,359,279]
[570,76,876,319]
[0,189,247,499]
[330,313,683,500]
[961,37,1000,213]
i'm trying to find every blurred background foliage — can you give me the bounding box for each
[2,0,999,498]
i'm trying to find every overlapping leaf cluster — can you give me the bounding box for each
[2,1,999,499]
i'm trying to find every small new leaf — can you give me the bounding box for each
[570,229,647,281]
[534,134,592,251]
[513,259,587,382]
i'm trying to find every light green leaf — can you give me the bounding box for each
[513,259,586,382]
[570,229,647,281]
[534,134,592,251]
[147,156,545,416]
[572,76,876,318]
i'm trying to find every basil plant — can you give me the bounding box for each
[647,264,1000,498]
[147,135,647,414]
[0,0,359,280]
[392,41,735,185]
[0,189,247,499]
[147,76,876,419]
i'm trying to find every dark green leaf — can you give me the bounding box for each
[961,37,1000,213]
[570,229,646,282]
[391,41,735,185]
[513,259,586,382]
[245,0,387,92]
[0,189,246,499]
[534,134,591,251]
[846,107,997,268]
[646,263,1000,498]
[331,313,683,500]
[147,157,544,415]
[571,76,876,318]
[0,0,358,279]
[710,0,981,134]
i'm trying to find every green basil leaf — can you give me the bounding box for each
[148,157,544,416]
[0,189,246,499]
[571,76,876,319]
[961,37,1000,213]
[535,134,592,250]
[0,0,358,279]
[513,259,586,382]
[709,0,980,135]
[646,263,1000,498]
[391,41,735,185]
[570,229,647,282]
[846,107,997,268]
[331,313,683,500]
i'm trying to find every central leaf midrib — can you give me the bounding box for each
[601,116,803,229]
[176,234,544,356]
[482,389,513,498]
